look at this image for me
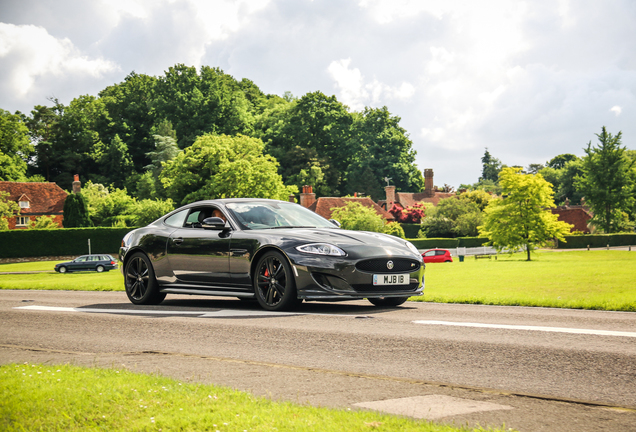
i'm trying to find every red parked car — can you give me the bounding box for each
[422,249,453,263]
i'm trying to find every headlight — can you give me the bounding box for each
[405,241,419,255]
[296,243,346,257]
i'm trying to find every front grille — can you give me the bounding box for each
[352,282,420,293]
[355,258,421,274]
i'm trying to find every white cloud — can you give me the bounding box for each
[327,58,415,110]
[610,106,622,116]
[0,23,119,98]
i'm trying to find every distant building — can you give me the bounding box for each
[379,168,455,210]
[550,199,593,233]
[0,181,68,229]
[298,185,395,221]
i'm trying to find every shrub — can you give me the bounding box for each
[383,222,405,238]
[330,201,385,232]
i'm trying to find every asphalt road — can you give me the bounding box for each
[1,290,635,432]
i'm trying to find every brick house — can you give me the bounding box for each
[0,181,67,229]
[298,186,395,221]
[550,203,593,233]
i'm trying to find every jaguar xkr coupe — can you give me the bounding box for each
[119,199,424,311]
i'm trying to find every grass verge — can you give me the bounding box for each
[413,250,636,311]
[0,363,505,432]
[0,269,123,291]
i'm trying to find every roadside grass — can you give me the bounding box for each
[0,363,505,432]
[0,270,123,291]
[0,260,67,272]
[414,250,636,311]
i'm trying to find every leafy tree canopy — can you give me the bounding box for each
[160,134,297,205]
[329,201,385,233]
[62,193,93,228]
[0,109,32,181]
[0,191,20,230]
[576,127,635,233]
[479,167,572,260]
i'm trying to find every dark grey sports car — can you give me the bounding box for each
[119,199,424,311]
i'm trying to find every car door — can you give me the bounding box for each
[71,256,89,271]
[166,207,232,287]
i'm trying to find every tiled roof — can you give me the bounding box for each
[379,191,456,208]
[550,206,593,233]
[0,182,67,215]
[308,197,395,221]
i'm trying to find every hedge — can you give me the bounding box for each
[557,234,636,249]
[406,238,460,249]
[458,237,490,248]
[0,227,132,259]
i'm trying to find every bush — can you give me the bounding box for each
[0,227,132,258]
[383,222,405,238]
[330,202,385,232]
[400,223,421,238]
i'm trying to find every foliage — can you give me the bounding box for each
[576,127,635,233]
[161,134,296,205]
[124,198,174,227]
[329,201,385,232]
[0,191,20,230]
[29,215,60,229]
[480,148,502,182]
[388,202,426,223]
[417,196,483,238]
[0,227,130,258]
[460,189,494,211]
[62,193,92,228]
[479,168,573,260]
[0,109,32,181]
[418,216,455,238]
[539,158,584,206]
[546,153,578,170]
[382,221,405,238]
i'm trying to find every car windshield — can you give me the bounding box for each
[225,202,337,230]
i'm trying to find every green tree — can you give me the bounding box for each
[62,193,93,228]
[479,167,572,261]
[92,134,134,188]
[480,148,502,182]
[383,221,406,238]
[0,191,20,230]
[329,201,385,232]
[0,109,32,181]
[22,104,60,181]
[29,215,60,229]
[161,134,296,205]
[546,153,578,170]
[576,127,635,233]
[124,199,175,227]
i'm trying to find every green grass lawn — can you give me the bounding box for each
[0,260,67,272]
[414,250,636,311]
[0,363,505,432]
[1,251,635,311]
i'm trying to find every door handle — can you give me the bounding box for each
[172,238,183,245]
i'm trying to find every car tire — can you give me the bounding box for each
[253,251,301,311]
[124,252,166,305]
[96,265,105,272]
[368,296,409,307]
[58,266,67,274]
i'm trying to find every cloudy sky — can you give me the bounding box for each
[1,0,635,187]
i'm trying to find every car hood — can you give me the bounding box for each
[267,228,419,259]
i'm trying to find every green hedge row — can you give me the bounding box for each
[557,234,636,249]
[0,227,132,259]
[406,237,490,249]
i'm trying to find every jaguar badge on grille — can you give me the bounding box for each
[387,260,394,270]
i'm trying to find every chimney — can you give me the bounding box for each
[72,174,81,194]
[299,185,316,208]
[385,185,396,207]
[288,194,295,203]
[424,169,434,197]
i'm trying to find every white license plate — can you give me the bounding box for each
[373,274,410,285]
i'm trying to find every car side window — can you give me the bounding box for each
[424,251,435,257]
[164,209,189,228]
[436,250,445,256]
[76,256,87,262]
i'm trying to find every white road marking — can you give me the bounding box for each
[413,320,636,338]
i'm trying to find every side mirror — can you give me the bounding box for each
[329,219,341,228]
[202,217,227,230]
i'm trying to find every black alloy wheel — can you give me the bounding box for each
[124,252,166,305]
[368,297,409,307]
[253,251,300,311]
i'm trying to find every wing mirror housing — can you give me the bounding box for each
[329,219,341,228]
[202,217,228,230]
